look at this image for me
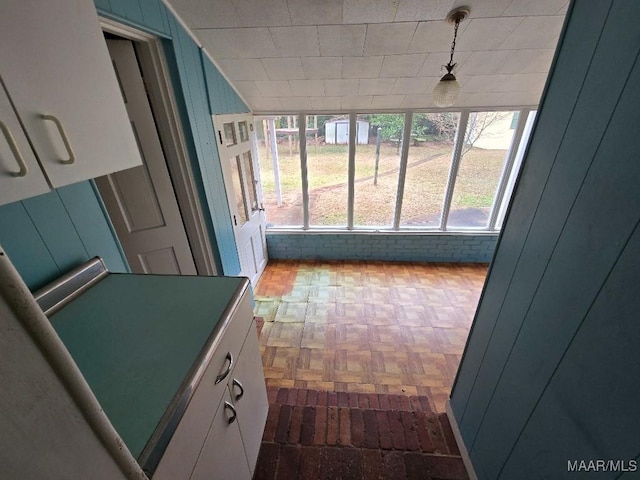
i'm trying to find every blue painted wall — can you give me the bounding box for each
[96,0,246,275]
[0,0,249,290]
[0,182,128,291]
[450,1,640,478]
[267,233,497,263]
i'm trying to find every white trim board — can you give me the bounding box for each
[446,400,479,480]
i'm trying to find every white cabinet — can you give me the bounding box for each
[0,0,141,206]
[191,322,269,480]
[153,298,268,480]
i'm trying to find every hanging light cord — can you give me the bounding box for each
[445,18,460,72]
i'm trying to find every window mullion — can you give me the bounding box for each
[347,113,356,229]
[299,113,310,229]
[393,111,413,230]
[440,110,469,231]
[487,108,530,230]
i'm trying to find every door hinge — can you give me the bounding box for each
[218,130,223,145]
[233,215,237,226]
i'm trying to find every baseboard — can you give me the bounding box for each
[446,400,478,480]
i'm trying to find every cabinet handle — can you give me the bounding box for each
[0,121,29,177]
[224,401,237,424]
[40,114,76,165]
[232,378,244,401]
[215,352,233,384]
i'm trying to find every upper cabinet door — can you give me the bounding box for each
[0,84,50,204]
[0,0,142,189]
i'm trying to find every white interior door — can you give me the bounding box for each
[95,39,197,275]
[213,113,268,286]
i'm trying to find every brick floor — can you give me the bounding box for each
[255,387,469,480]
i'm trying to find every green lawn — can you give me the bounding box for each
[256,141,506,226]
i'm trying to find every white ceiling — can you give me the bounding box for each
[165,0,568,113]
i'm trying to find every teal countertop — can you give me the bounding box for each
[50,274,245,459]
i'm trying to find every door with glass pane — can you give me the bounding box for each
[213,113,267,285]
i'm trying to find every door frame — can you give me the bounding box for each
[213,112,268,285]
[99,18,217,276]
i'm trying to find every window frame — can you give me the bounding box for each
[254,108,535,233]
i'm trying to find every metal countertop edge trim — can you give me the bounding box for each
[138,277,252,476]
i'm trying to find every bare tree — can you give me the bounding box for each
[429,112,458,142]
[461,111,511,156]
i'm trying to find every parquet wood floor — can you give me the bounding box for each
[254,260,487,412]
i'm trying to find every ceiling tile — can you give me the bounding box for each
[456,17,524,51]
[380,54,427,77]
[318,25,367,57]
[279,96,313,110]
[169,0,242,28]
[342,56,384,79]
[231,0,291,27]
[364,23,418,56]
[195,28,277,59]
[261,58,305,80]
[394,0,455,22]
[310,96,342,110]
[255,80,293,96]
[458,50,513,75]
[402,94,434,108]
[501,73,548,92]
[218,58,270,80]
[457,92,506,108]
[287,0,343,25]
[343,0,401,24]
[341,96,374,110]
[466,0,513,18]
[325,79,360,96]
[393,77,436,94]
[289,79,325,96]
[269,26,320,57]
[371,95,407,109]
[418,51,472,77]
[496,91,542,106]
[358,78,397,95]
[497,49,555,74]
[302,57,343,79]
[407,20,467,54]
[503,0,569,16]
[247,96,283,111]
[232,81,261,97]
[463,74,512,93]
[499,16,565,50]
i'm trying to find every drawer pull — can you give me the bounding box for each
[232,378,244,401]
[224,401,237,424]
[41,114,76,165]
[215,352,233,384]
[0,121,29,177]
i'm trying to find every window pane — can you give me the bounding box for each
[223,122,237,147]
[242,151,258,211]
[447,111,517,229]
[495,110,537,228]
[254,117,303,226]
[238,121,249,142]
[229,155,247,223]
[400,112,460,228]
[352,114,403,227]
[306,115,349,227]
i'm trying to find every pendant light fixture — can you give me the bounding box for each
[432,7,470,108]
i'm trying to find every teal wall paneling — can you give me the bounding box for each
[0,184,128,291]
[202,54,250,115]
[0,200,60,290]
[450,1,640,478]
[450,0,610,423]
[165,15,242,275]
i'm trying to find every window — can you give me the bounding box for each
[255,109,535,233]
[448,111,517,229]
